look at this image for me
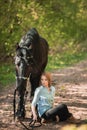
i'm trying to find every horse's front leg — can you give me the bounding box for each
[16,79,27,119]
[30,73,41,99]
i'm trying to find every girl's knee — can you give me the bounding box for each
[61,104,67,109]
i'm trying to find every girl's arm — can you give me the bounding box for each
[31,105,37,121]
[31,88,41,120]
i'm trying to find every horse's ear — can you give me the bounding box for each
[16,43,20,50]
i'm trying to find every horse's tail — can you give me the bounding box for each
[13,89,17,120]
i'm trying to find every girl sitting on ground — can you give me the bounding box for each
[31,72,80,123]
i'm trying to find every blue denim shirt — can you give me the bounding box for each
[32,86,55,117]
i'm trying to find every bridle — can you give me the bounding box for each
[13,46,42,129]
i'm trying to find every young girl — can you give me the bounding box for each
[31,72,80,123]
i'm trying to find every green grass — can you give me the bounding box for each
[0,51,87,88]
[46,51,87,71]
[0,63,15,88]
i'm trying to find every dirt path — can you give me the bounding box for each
[0,60,87,130]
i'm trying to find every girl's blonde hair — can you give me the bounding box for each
[40,72,52,87]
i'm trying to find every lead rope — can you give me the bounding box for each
[13,88,17,120]
[15,74,42,129]
[19,120,31,130]
[19,119,42,130]
[29,119,42,128]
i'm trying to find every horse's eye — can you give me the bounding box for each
[15,56,21,65]
[28,44,32,49]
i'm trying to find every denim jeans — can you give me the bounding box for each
[41,104,72,121]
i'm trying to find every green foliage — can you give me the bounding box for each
[0,0,87,59]
[0,0,87,87]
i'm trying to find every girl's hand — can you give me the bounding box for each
[31,105,38,121]
[33,113,37,121]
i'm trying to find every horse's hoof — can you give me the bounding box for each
[15,111,25,120]
[17,117,24,121]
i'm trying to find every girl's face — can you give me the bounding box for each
[41,75,49,87]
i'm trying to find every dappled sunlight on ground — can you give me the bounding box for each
[0,60,87,130]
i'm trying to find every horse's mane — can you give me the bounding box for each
[16,28,48,64]
[30,28,48,63]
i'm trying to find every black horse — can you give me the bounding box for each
[14,28,49,119]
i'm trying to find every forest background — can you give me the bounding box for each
[0,0,87,87]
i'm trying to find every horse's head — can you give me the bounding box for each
[15,28,39,93]
[15,45,33,93]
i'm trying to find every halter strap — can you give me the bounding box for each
[15,76,28,80]
[15,73,31,80]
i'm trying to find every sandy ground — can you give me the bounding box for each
[0,60,87,130]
